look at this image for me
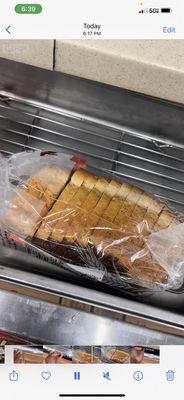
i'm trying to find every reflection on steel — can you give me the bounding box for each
[0,290,183,345]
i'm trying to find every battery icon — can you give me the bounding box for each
[161,8,172,13]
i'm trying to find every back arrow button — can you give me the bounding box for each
[6,26,11,34]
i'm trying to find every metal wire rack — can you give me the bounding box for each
[0,94,184,213]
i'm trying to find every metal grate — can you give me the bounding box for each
[0,94,184,213]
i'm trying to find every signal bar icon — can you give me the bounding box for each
[139,8,148,13]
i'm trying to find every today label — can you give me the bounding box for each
[84,23,101,30]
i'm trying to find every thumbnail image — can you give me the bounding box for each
[14,346,43,364]
[0,332,30,346]
[73,346,160,364]
[102,346,160,364]
[43,346,73,364]
[13,345,160,364]
[73,346,102,364]
[0,346,5,364]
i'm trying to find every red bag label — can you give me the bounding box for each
[9,234,25,245]
[71,156,86,168]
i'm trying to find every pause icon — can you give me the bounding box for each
[74,371,81,380]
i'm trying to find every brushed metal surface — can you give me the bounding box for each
[0,290,183,345]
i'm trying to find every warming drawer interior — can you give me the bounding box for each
[0,95,184,213]
[0,58,184,332]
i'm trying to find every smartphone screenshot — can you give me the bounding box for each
[0,1,183,399]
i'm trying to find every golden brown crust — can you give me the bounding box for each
[66,179,118,244]
[77,180,122,245]
[65,182,98,241]
[37,170,98,242]
[35,183,77,241]
[53,173,100,242]
[114,187,143,225]
[50,201,77,242]
[71,169,98,189]
[103,183,132,222]
[154,209,175,231]
[131,192,157,223]
[103,197,123,222]
[91,218,122,245]
[29,168,180,285]
[91,180,121,218]
[36,169,95,241]
[5,165,72,238]
[80,176,110,213]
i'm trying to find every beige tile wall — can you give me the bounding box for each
[0,40,54,69]
[55,39,184,104]
[0,39,183,103]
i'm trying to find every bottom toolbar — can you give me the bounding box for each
[0,346,183,399]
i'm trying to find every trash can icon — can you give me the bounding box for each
[166,370,175,381]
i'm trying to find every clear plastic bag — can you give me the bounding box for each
[0,149,183,294]
[146,222,184,289]
[0,150,77,238]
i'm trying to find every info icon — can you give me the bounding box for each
[133,371,143,381]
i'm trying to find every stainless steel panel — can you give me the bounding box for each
[0,290,183,345]
[0,87,184,210]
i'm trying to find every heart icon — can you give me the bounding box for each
[41,371,51,381]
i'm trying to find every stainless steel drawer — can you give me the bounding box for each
[0,57,184,339]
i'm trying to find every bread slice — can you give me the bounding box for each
[154,209,176,231]
[5,192,42,238]
[71,169,98,189]
[91,218,122,249]
[140,199,165,235]
[90,183,132,254]
[92,179,121,217]
[65,178,119,243]
[5,165,71,238]
[119,192,160,239]
[103,183,132,222]
[77,180,122,247]
[79,176,110,213]
[36,165,72,208]
[131,192,156,222]
[35,183,77,241]
[114,186,143,226]
[44,171,96,242]
[35,169,96,241]
[71,177,111,245]
[65,176,99,241]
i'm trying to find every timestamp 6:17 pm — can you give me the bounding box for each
[83,31,102,36]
